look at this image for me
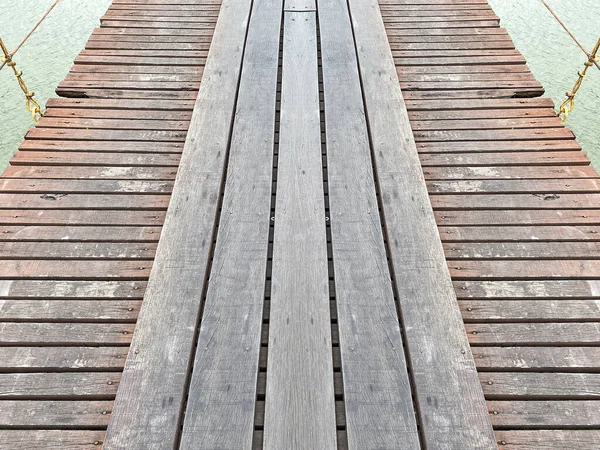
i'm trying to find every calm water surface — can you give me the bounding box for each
[0,0,598,170]
[488,0,599,166]
[0,0,111,170]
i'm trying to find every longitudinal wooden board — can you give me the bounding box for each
[263,11,337,449]
[103,0,254,446]
[347,0,496,447]
[318,0,420,447]
[178,0,282,446]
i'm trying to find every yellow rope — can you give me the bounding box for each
[558,38,600,122]
[0,37,44,123]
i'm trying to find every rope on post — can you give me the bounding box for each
[558,38,600,122]
[0,0,62,122]
[0,37,44,122]
[538,0,599,122]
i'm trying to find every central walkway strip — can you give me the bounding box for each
[103,0,496,447]
[263,5,337,449]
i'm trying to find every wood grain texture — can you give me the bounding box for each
[103,0,253,446]
[263,12,337,449]
[178,0,282,446]
[348,0,496,447]
[318,0,420,447]
[0,430,104,450]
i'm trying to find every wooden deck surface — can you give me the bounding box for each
[1,0,600,448]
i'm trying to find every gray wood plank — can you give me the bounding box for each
[102,0,254,446]
[178,0,282,446]
[263,11,337,449]
[317,0,420,448]
[345,0,496,447]
[284,0,315,12]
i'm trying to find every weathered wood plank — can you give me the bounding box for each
[103,0,254,447]
[448,260,600,280]
[460,300,600,322]
[264,12,336,449]
[0,226,160,242]
[0,346,128,371]
[445,242,600,259]
[348,0,496,446]
[472,347,600,371]
[0,300,140,322]
[0,242,156,259]
[0,430,104,450]
[0,280,145,299]
[489,400,600,428]
[0,400,112,428]
[318,0,419,447]
[455,280,600,299]
[0,323,134,345]
[466,323,600,345]
[480,372,600,399]
[0,372,120,399]
[178,0,281,446]
[495,430,600,449]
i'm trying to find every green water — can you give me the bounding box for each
[0,0,111,170]
[0,0,598,171]
[488,0,599,166]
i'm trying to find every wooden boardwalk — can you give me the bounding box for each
[1,0,600,448]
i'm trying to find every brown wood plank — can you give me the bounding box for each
[0,179,172,194]
[0,373,120,399]
[440,225,600,242]
[0,400,112,428]
[2,166,177,181]
[10,151,180,167]
[473,347,600,371]
[445,242,600,259]
[0,346,128,371]
[420,152,589,167]
[481,373,600,399]
[0,242,156,259]
[0,430,105,449]
[0,323,135,345]
[0,226,160,242]
[489,400,600,428]
[424,166,597,180]
[466,323,600,345]
[0,210,164,226]
[0,300,140,322]
[495,430,600,449]
[460,300,600,322]
[449,260,600,280]
[429,179,600,194]
[454,280,600,299]
[0,260,151,280]
[432,193,600,210]
[436,209,600,226]
[0,280,145,299]
[19,140,184,152]
[0,194,168,210]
